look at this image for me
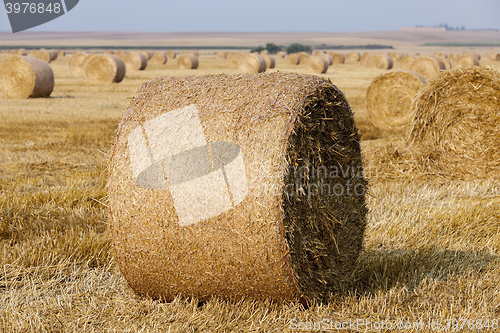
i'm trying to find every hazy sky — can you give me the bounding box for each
[0,0,499,33]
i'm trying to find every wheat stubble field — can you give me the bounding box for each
[1,45,500,332]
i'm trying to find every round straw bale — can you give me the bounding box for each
[115,50,125,59]
[433,51,447,59]
[57,49,65,57]
[177,54,199,70]
[166,51,177,59]
[82,54,100,73]
[387,52,404,61]
[365,54,393,70]
[345,51,360,62]
[0,56,54,99]
[327,52,344,64]
[409,56,445,79]
[260,49,269,56]
[359,52,371,66]
[140,50,152,60]
[448,53,459,64]
[276,51,287,58]
[494,53,500,61]
[408,66,500,175]
[262,54,276,69]
[400,55,415,70]
[437,56,451,69]
[33,49,52,63]
[47,49,58,61]
[103,50,113,55]
[297,52,309,64]
[471,51,481,60]
[366,70,425,131]
[85,54,125,83]
[239,53,266,73]
[319,53,333,65]
[123,52,148,71]
[11,48,27,56]
[305,55,328,74]
[182,50,199,57]
[227,53,242,69]
[216,51,226,60]
[108,72,367,303]
[286,53,300,65]
[455,53,479,67]
[150,52,167,65]
[68,53,87,76]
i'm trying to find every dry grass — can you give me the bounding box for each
[1,53,500,332]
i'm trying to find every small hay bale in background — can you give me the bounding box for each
[408,66,500,176]
[409,56,445,79]
[227,53,242,69]
[260,49,269,56]
[276,51,287,58]
[262,54,276,69]
[166,51,177,59]
[387,52,404,61]
[437,56,451,69]
[359,52,371,66]
[448,53,459,65]
[238,53,266,74]
[47,49,58,61]
[216,51,226,60]
[57,49,65,57]
[69,53,87,77]
[319,53,333,65]
[124,52,148,71]
[177,53,199,70]
[10,48,27,56]
[455,53,479,68]
[297,52,309,64]
[286,53,300,65]
[103,50,113,55]
[305,55,328,74]
[108,72,367,303]
[182,50,199,57]
[0,56,54,99]
[33,49,52,63]
[82,54,100,74]
[115,50,125,59]
[85,54,125,83]
[140,50,152,60]
[366,70,425,131]
[327,52,345,64]
[150,52,167,65]
[400,55,415,70]
[365,54,393,70]
[345,51,360,62]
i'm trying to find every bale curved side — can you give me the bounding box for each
[408,66,500,175]
[0,56,54,99]
[108,72,367,303]
[366,70,425,131]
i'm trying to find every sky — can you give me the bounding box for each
[0,0,499,33]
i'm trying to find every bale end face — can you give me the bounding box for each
[85,54,126,83]
[109,72,367,303]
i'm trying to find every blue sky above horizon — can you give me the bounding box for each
[0,0,499,33]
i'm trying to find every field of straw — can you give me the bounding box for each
[1,49,500,332]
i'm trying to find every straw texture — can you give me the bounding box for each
[366,70,425,131]
[0,56,54,99]
[408,66,500,176]
[108,72,367,304]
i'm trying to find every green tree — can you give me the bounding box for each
[250,45,266,53]
[265,42,282,54]
[286,43,312,54]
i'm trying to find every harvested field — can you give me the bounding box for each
[1,46,500,332]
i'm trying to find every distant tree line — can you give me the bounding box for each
[415,23,465,31]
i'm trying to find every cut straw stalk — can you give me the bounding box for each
[108,72,367,303]
[0,56,54,99]
[366,70,425,131]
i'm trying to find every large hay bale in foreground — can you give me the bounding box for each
[108,72,367,303]
[345,52,360,62]
[400,55,415,70]
[286,53,300,65]
[408,66,500,175]
[85,54,125,83]
[227,53,242,69]
[150,52,167,65]
[305,55,328,74]
[69,53,87,76]
[238,53,266,73]
[124,52,148,71]
[366,70,425,131]
[0,56,54,99]
[409,56,445,79]
[365,54,393,70]
[177,54,199,70]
